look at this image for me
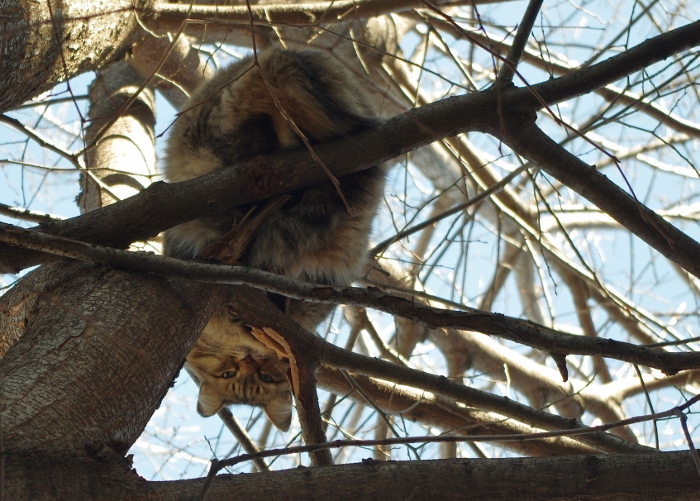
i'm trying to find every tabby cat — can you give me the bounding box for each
[163,48,385,430]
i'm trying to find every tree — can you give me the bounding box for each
[2,0,700,498]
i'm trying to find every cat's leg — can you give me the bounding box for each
[285,299,336,333]
[247,167,385,282]
[163,217,233,260]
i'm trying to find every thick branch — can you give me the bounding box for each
[6,451,700,500]
[227,287,652,454]
[3,223,700,376]
[145,0,487,37]
[161,0,470,21]
[494,121,700,294]
[0,93,492,273]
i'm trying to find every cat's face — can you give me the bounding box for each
[184,309,293,431]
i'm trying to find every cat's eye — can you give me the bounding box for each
[221,371,236,379]
[258,373,274,383]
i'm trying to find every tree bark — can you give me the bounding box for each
[4,451,699,500]
[0,261,227,454]
[0,0,151,113]
[80,61,156,211]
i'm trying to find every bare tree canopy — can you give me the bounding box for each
[2,0,700,499]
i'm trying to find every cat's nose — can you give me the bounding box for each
[238,355,258,375]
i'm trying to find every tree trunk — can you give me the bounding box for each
[0,0,151,113]
[3,2,700,499]
[1,261,227,454]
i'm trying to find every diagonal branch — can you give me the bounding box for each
[523,19,700,107]
[315,367,602,456]
[493,120,700,292]
[216,408,269,471]
[219,286,653,455]
[496,0,543,85]
[2,21,699,279]
[0,92,493,272]
[3,221,700,375]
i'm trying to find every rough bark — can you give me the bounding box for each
[4,451,700,500]
[0,0,151,113]
[0,260,227,455]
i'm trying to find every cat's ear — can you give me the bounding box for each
[263,391,293,431]
[196,383,225,417]
[184,365,202,386]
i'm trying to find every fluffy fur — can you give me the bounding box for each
[163,48,385,430]
[184,309,293,430]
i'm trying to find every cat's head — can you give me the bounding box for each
[184,309,293,431]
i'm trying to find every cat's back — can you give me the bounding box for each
[163,56,268,183]
[164,49,377,184]
[163,48,385,280]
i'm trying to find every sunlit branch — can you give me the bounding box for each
[0,203,62,224]
[152,0,487,32]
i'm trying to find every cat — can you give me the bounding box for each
[163,48,386,430]
[184,307,294,430]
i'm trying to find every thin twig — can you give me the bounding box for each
[0,114,80,168]
[355,309,410,366]
[371,163,530,255]
[634,364,659,449]
[674,408,700,478]
[0,114,120,201]
[217,407,269,471]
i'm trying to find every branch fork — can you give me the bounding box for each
[232,290,333,466]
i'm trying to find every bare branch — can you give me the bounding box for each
[4,221,700,375]
[496,0,543,84]
[316,367,600,455]
[0,203,62,224]
[216,408,269,472]
[525,20,700,107]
